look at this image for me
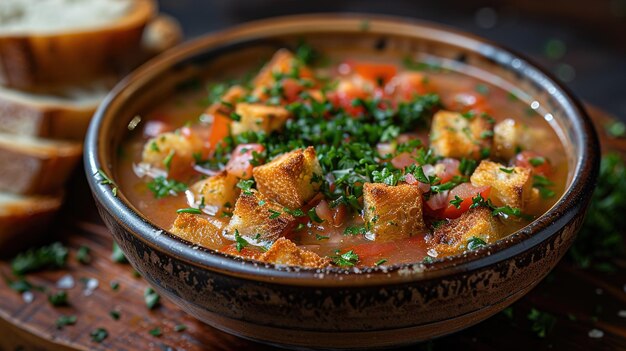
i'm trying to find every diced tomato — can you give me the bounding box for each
[327,79,369,116]
[391,152,416,169]
[343,61,398,86]
[143,120,172,138]
[385,72,431,101]
[221,244,262,259]
[207,112,231,151]
[514,151,552,176]
[314,200,347,227]
[281,78,305,103]
[225,143,265,179]
[348,236,426,266]
[434,158,461,184]
[437,183,491,219]
[445,91,492,115]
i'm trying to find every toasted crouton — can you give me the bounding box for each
[252,147,322,209]
[259,237,330,268]
[493,118,550,159]
[430,110,493,159]
[470,160,532,209]
[141,131,203,174]
[170,213,227,250]
[223,190,296,245]
[363,183,426,241]
[205,85,246,116]
[230,103,290,136]
[431,207,502,255]
[252,49,299,89]
[190,171,240,216]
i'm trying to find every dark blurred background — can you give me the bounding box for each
[158,0,626,120]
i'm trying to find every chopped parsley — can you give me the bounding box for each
[234,230,248,252]
[48,291,68,306]
[96,168,118,197]
[467,237,487,251]
[527,308,556,338]
[11,242,68,275]
[529,157,546,167]
[331,250,359,267]
[176,207,202,214]
[344,225,367,236]
[533,175,555,199]
[111,243,128,264]
[76,246,91,265]
[499,167,514,174]
[147,176,188,198]
[163,150,175,171]
[236,179,255,195]
[308,207,324,223]
[110,280,120,291]
[56,315,77,330]
[268,209,281,219]
[374,259,388,266]
[283,207,306,217]
[90,328,108,343]
[149,327,162,337]
[109,310,121,320]
[450,195,463,209]
[144,287,160,310]
[175,324,187,332]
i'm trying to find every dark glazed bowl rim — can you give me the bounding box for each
[85,14,599,287]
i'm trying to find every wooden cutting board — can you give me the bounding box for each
[0,106,624,351]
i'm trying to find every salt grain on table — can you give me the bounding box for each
[588,329,604,339]
[618,310,626,318]
[83,278,99,296]
[56,274,75,290]
[22,291,34,304]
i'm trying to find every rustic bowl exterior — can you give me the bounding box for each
[85,15,599,349]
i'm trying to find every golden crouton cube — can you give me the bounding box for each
[252,49,298,89]
[141,131,203,171]
[430,110,493,159]
[170,213,228,250]
[493,118,549,159]
[223,190,296,245]
[363,183,426,241]
[470,160,532,209]
[252,146,323,209]
[259,237,330,268]
[431,207,502,255]
[205,85,246,116]
[230,103,290,135]
[190,171,240,216]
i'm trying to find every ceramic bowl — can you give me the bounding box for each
[85,14,599,349]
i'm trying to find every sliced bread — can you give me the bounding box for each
[0,78,114,140]
[0,0,156,89]
[0,133,82,195]
[0,191,63,246]
[0,14,183,140]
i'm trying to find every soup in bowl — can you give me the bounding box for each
[85,15,598,349]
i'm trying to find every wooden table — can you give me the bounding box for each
[0,106,624,351]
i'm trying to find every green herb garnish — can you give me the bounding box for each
[144,287,160,310]
[56,315,77,330]
[11,242,68,275]
[48,291,68,306]
[331,250,359,267]
[76,246,91,264]
[147,176,187,199]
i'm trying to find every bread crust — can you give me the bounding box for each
[0,192,63,246]
[0,0,156,89]
[0,134,82,194]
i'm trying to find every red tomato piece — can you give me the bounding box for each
[225,144,265,179]
[344,61,398,86]
[434,158,461,184]
[430,183,491,219]
[384,72,430,101]
[207,112,231,151]
[514,151,552,176]
[445,91,492,115]
[281,78,305,103]
[391,152,417,169]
